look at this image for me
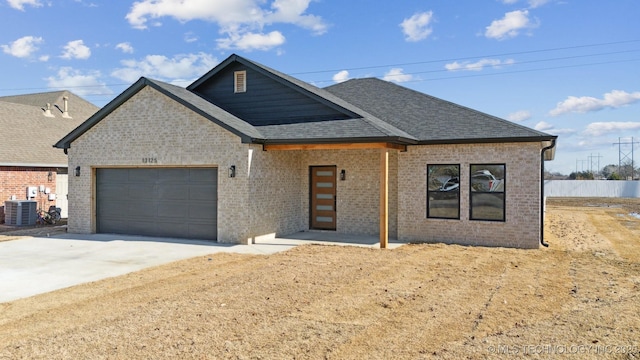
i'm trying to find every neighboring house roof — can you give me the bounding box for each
[0,91,99,167]
[55,54,556,152]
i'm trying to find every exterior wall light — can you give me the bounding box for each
[229,165,236,178]
[74,166,81,177]
[47,171,53,182]
[340,169,346,181]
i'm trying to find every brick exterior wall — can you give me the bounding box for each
[397,142,543,249]
[0,166,58,223]
[67,86,251,243]
[67,85,543,248]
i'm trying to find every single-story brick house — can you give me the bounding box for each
[55,54,557,248]
[0,91,98,222]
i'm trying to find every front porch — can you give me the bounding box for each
[253,230,407,249]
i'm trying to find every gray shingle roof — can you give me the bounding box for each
[55,55,555,151]
[0,91,98,166]
[324,78,555,143]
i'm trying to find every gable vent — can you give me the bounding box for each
[234,70,246,93]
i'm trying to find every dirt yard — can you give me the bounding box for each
[0,198,638,359]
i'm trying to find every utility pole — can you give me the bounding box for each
[588,153,603,177]
[613,137,638,180]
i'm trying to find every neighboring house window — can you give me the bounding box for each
[234,70,247,93]
[427,164,460,219]
[470,164,506,221]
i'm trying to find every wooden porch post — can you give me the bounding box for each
[379,149,389,249]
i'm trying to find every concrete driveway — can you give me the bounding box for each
[0,233,297,303]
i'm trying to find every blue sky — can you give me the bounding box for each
[1,0,639,175]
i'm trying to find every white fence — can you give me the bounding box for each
[544,180,640,198]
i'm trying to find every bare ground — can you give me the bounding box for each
[0,198,639,359]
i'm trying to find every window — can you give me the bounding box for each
[234,70,246,93]
[427,164,460,219]
[470,164,505,221]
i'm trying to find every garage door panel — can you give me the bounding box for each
[97,168,217,241]
[97,168,129,183]
[190,168,217,182]
[128,169,158,182]
[98,200,128,217]
[155,221,188,238]
[190,185,217,201]
[157,184,190,200]
[188,223,217,239]
[188,203,217,220]
[157,168,187,182]
[128,184,156,199]
[158,202,187,217]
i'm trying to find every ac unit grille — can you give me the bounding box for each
[4,200,37,226]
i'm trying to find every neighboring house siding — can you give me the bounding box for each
[397,142,542,249]
[67,86,251,243]
[0,166,58,223]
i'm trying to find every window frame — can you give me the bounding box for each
[426,164,461,220]
[234,70,247,93]
[469,163,506,222]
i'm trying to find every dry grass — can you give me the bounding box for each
[1,198,639,359]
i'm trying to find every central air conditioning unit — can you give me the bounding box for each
[4,200,37,226]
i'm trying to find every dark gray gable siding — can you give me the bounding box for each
[190,62,353,126]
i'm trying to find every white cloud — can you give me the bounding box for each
[485,10,535,40]
[184,32,198,43]
[400,11,434,42]
[445,58,514,71]
[332,70,349,83]
[45,67,111,96]
[534,121,553,131]
[217,31,285,51]
[583,122,640,137]
[528,0,550,8]
[383,68,414,83]
[125,0,326,51]
[111,52,218,83]
[61,40,91,60]
[1,35,43,58]
[498,0,550,8]
[507,110,531,122]
[549,90,640,116]
[7,0,42,11]
[115,42,134,54]
[534,121,575,135]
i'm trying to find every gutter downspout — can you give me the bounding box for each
[540,139,556,247]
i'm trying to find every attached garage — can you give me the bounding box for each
[96,168,218,240]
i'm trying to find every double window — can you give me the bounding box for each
[427,164,506,222]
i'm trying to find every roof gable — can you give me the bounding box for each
[188,55,359,126]
[325,78,556,144]
[55,78,264,150]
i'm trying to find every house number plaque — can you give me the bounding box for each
[142,157,158,163]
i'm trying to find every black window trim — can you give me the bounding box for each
[469,163,506,222]
[426,163,461,220]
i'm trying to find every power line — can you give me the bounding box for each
[1,39,639,97]
[290,39,640,75]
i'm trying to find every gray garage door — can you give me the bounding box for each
[96,168,217,240]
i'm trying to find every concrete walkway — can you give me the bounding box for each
[0,231,404,303]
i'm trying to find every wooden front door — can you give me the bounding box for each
[310,166,337,230]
